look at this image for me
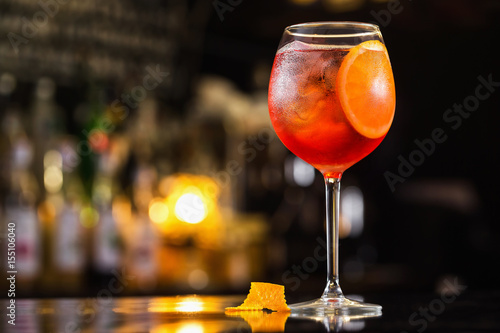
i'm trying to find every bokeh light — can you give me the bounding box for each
[43,150,63,193]
[80,205,99,228]
[43,150,62,169]
[175,192,206,224]
[188,269,209,290]
[149,198,169,224]
[175,298,204,312]
[177,323,204,333]
[44,165,63,193]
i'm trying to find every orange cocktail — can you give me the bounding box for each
[268,22,395,315]
[269,40,395,178]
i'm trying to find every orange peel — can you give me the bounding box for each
[225,282,291,312]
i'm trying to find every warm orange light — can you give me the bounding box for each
[154,173,222,242]
[37,200,57,224]
[112,195,132,226]
[149,198,169,224]
[175,193,206,224]
[177,323,204,333]
[175,297,204,312]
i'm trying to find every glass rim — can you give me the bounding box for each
[285,21,381,38]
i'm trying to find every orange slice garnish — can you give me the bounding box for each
[337,40,396,139]
[225,282,291,312]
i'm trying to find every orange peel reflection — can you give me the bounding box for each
[226,311,290,332]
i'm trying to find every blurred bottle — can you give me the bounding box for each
[0,73,18,251]
[29,78,78,295]
[30,77,66,188]
[119,97,161,293]
[2,117,41,294]
[54,199,86,292]
[0,73,18,198]
[127,96,159,162]
[47,142,87,294]
[0,74,42,296]
[91,150,124,287]
[126,163,159,293]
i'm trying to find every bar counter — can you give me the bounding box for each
[2,290,499,332]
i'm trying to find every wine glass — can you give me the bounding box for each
[268,22,395,315]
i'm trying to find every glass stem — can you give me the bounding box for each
[322,176,344,299]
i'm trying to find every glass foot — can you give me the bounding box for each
[289,296,382,317]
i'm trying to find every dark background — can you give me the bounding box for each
[205,0,500,296]
[0,0,499,299]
